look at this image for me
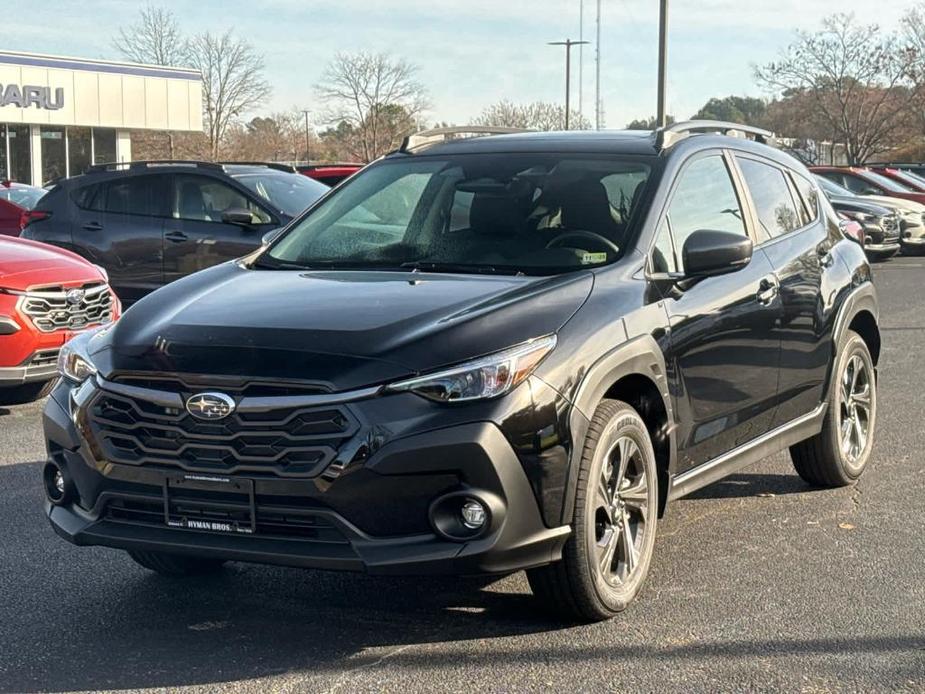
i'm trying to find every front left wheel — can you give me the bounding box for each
[528,399,658,622]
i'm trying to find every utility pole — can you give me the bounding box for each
[656,0,669,127]
[595,0,602,130]
[301,109,311,164]
[579,0,584,122]
[549,38,589,130]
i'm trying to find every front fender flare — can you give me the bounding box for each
[560,334,676,524]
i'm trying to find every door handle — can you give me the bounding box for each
[82,221,103,231]
[756,277,779,305]
[164,231,189,243]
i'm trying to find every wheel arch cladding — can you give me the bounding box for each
[563,335,676,524]
[848,310,880,366]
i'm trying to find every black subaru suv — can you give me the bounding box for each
[42,123,880,621]
[21,161,329,303]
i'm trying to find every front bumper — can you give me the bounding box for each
[0,357,58,385]
[43,378,571,576]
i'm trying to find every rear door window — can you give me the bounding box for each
[81,175,171,217]
[736,157,803,240]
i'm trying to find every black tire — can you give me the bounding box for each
[527,399,659,622]
[128,550,227,577]
[790,330,877,487]
[864,248,897,262]
[0,379,55,406]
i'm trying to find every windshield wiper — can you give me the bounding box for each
[399,261,519,275]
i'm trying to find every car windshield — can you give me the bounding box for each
[863,170,914,192]
[0,186,45,209]
[889,169,925,190]
[263,153,652,275]
[815,175,855,198]
[233,172,328,217]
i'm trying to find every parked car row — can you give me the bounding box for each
[20,161,329,302]
[811,165,925,260]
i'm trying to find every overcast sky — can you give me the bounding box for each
[3,0,915,128]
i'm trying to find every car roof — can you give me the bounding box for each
[409,130,659,156]
[395,129,796,167]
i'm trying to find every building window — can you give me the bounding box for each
[93,128,117,165]
[8,124,32,184]
[41,126,67,186]
[0,125,7,181]
[68,127,92,177]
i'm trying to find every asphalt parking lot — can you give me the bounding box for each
[1,258,923,694]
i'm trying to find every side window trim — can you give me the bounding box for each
[646,148,752,274]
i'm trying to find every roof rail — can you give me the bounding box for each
[85,160,223,174]
[218,161,297,173]
[656,120,775,150]
[399,126,532,153]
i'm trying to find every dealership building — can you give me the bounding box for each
[0,50,202,186]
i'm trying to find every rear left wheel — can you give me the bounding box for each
[528,399,658,622]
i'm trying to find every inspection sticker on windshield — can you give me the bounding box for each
[581,252,608,265]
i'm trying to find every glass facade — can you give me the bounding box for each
[40,126,67,185]
[8,125,32,184]
[68,127,92,177]
[93,128,117,165]
[0,125,126,184]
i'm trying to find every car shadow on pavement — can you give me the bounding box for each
[684,472,822,500]
[0,460,577,693]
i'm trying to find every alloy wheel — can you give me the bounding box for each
[839,353,872,466]
[594,436,650,585]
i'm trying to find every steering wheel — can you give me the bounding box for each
[546,230,620,255]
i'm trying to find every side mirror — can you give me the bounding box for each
[682,229,753,278]
[222,207,256,226]
[261,228,283,246]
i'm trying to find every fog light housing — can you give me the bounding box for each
[429,491,501,541]
[43,461,73,505]
[461,499,487,529]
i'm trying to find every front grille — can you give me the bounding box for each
[102,493,350,543]
[20,283,114,333]
[24,348,59,367]
[87,383,360,478]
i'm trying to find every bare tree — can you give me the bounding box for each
[112,5,188,67]
[755,14,919,164]
[476,100,590,131]
[316,53,428,162]
[188,31,272,160]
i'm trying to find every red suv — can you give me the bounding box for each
[811,166,925,205]
[0,181,47,237]
[297,163,362,186]
[0,236,120,404]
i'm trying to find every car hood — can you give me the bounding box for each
[0,236,103,290]
[93,262,594,391]
[827,196,894,217]
[857,194,925,215]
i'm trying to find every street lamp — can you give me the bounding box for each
[656,0,669,128]
[548,39,589,130]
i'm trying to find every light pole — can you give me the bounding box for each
[656,0,669,127]
[549,39,589,130]
[301,109,311,164]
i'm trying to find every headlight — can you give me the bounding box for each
[844,211,875,223]
[387,335,557,403]
[56,328,106,383]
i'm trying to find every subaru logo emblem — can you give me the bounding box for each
[66,288,86,306]
[185,392,236,420]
